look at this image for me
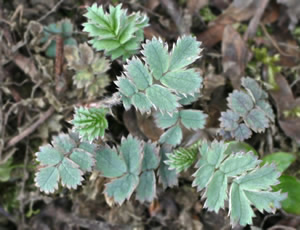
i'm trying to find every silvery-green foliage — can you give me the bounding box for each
[115,36,203,114]
[35,133,96,193]
[95,136,159,204]
[165,142,200,173]
[64,43,110,98]
[192,140,286,226]
[158,144,178,189]
[71,107,108,142]
[155,109,207,146]
[219,77,275,141]
[83,4,148,60]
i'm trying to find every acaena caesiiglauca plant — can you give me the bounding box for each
[34,3,286,227]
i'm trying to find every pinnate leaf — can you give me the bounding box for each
[192,140,286,226]
[72,107,108,142]
[165,143,198,173]
[35,133,95,193]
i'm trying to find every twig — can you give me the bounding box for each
[38,0,65,22]
[260,23,295,57]
[55,35,64,94]
[6,107,55,148]
[160,0,187,35]
[244,0,269,40]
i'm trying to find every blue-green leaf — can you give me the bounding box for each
[244,108,269,133]
[159,125,182,146]
[179,109,207,130]
[35,167,59,194]
[142,142,160,171]
[146,85,179,113]
[126,58,152,90]
[36,145,63,166]
[70,149,95,172]
[169,36,201,71]
[155,111,179,129]
[131,92,152,113]
[161,70,202,94]
[58,158,83,189]
[120,136,143,174]
[228,91,253,117]
[158,145,178,189]
[136,171,156,202]
[105,173,139,205]
[143,38,169,80]
[95,146,127,178]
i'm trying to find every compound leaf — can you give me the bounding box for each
[35,167,59,194]
[159,125,182,146]
[105,173,139,205]
[95,146,127,178]
[136,171,156,202]
[72,107,108,142]
[143,38,169,80]
[83,4,148,60]
[179,109,207,130]
[169,36,201,71]
[166,145,198,173]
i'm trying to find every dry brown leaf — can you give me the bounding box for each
[270,75,300,144]
[222,25,249,89]
[197,3,258,47]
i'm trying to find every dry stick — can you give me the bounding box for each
[6,107,55,148]
[244,0,269,40]
[38,0,65,22]
[160,0,187,35]
[260,23,295,57]
[55,35,64,94]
